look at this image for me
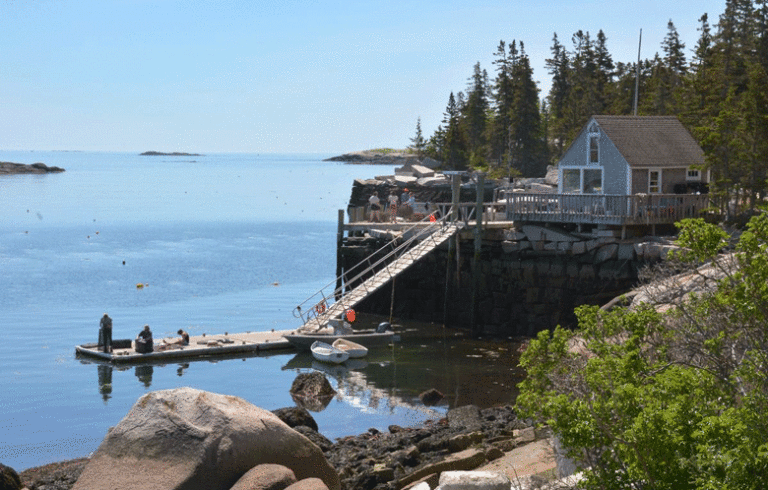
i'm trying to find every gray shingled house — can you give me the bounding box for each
[506,115,710,234]
[558,115,709,196]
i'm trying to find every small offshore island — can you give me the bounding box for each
[140,151,202,156]
[325,149,422,166]
[0,161,65,175]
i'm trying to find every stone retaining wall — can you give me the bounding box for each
[342,226,677,336]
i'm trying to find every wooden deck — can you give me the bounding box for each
[348,193,709,229]
[502,193,710,226]
[76,329,296,364]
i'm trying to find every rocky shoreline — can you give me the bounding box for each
[15,397,559,490]
[139,151,202,156]
[0,161,65,175]
[324,150,420,166]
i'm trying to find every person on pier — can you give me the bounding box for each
[368,191,381,222]
[135,324,153,353]
[388,191,399,222]
[99,313,113,353]
[158,329,190,350]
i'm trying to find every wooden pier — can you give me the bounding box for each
[76,329,295,364]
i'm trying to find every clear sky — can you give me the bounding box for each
[1,0,726,154]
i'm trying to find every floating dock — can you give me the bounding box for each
[76,330,295,364]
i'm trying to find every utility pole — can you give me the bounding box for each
[633,29,642,116]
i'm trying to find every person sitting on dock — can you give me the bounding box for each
[158,329,190,350]
[99,313,112,353]
[135,324,153,353]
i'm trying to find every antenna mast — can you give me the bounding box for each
[633,29,642,116]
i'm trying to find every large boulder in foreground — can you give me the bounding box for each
[73,387,339,490]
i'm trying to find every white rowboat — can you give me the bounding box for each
[332,338,368,359]
[310,341,350,364]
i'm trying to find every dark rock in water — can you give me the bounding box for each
[0,161,65,174]
[419,388,444,406]
[290,372,337,412]
[272,406,319,431]
[139,151,202,156]
[0,463,22,490]
[447,405,483,431]
[290,372,336,399]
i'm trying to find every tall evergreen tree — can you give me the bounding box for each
[463,62,490,156]
[408,117,427,158]
[508,43,545,177]
[488,40,516,166]
[442,92,468,170]
[545,33,571,159]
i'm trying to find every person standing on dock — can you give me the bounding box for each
[99,313,112,353]
[388,191,398,222]
[368,191,381,222]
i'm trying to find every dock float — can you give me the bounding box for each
[75,329,295,364]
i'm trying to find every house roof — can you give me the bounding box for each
[592,115,704,168]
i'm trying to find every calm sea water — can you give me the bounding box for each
[0,151,524,471]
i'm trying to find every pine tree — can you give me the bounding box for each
[408,117,427,158]
[509,43,545,177]
[463,62,489,155]
[488,40,516,166]
[545,33,571,159]
[442,92,468,170]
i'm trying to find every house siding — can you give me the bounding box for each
[598,132,629,194]
[632,169,648,194]
[663,168,686,193]
[558,120,627,195]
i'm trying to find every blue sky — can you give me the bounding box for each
[1,0,725,154]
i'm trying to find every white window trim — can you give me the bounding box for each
[559,166,604,194]
[686,168,701,181]
[587,131,600,165]
[648,169,662,194]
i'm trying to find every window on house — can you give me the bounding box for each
[649,170,661,193]
[583,169,603,194]
[562,169,580,193]
[686,169,701,181]
[589,134,599,164]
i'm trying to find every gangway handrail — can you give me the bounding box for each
[293,208,460,328]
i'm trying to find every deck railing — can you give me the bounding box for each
[348,193,709,227]
[503,193,710,226]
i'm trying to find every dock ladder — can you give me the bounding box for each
[294,211,464,332]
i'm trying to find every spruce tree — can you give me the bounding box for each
[408,117,427,159]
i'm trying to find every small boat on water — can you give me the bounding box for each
[332,338,368,358]
[283,321,398,352]
[310,341,350,364]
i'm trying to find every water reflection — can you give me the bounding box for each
[135,365,153,388]
[97,364,112,403]
[280,327,527,414]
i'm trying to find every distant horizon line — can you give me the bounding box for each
[0,149,355,155]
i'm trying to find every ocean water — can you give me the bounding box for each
[0,151,524,471]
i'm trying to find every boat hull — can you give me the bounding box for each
[283,331,396,352]
[332,338,368,358]
[310,341,350,364]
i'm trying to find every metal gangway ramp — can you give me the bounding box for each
[294,212,463,332]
